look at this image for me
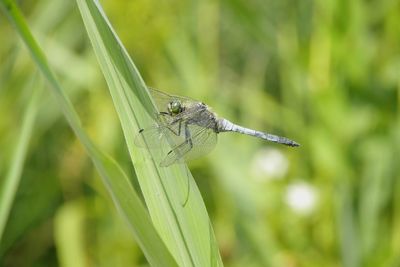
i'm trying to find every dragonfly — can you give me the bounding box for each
[135,88,299,167]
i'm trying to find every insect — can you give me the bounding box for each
[135,88,299,166]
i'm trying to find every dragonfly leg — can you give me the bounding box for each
[177,120,182,136]
[158,112,183,136]
[164,122,192,158]
[184,123,193,149]
[164,119,182,136]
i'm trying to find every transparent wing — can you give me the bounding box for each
[134,107,211,150]
[148,88,210,128]
[134,126,163,148]
[137,88,217,166]
[148,87,196,114]
[160,123,217,167]
[134,122,185,149]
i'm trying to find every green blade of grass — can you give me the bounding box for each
[76,0,223,266]
[0,1,177,266]
[0,76,41,244]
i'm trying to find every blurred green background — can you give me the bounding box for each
[1,0,400,266]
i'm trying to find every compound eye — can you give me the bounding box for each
[168,100,182,114]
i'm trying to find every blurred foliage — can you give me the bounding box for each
[0,0,400,266]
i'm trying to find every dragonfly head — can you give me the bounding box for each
[168,100,183,115]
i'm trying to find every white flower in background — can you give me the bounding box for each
[285,182,318,215]
[251,148,289,181]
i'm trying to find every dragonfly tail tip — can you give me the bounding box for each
[291,141,300,147]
